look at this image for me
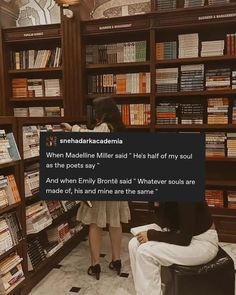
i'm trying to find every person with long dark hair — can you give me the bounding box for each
[129,202,219,295]
[61,97,130,280]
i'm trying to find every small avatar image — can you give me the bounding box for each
[46,136,57,147]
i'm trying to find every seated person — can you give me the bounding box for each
[129,201,219,295]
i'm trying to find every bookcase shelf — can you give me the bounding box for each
[86,61,150,70]
[0,160,20,169]
[0,241,23,262]
[155,124,236,130]
[88,93,150,99]
[156,90,236,97]
[10,96,63,102]
[156,55,236,66]
[0,202,21,216]
[8,67,62,75]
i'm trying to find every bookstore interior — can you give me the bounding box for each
[0,0,236,294]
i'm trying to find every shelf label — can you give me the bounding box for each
[23,32,44,37]
[198,13,236,21]
[40,132,205,201]
[99,23,132,30]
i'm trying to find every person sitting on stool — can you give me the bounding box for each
[129,201,219,295]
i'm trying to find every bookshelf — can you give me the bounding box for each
[0,24,64,118]
[78,4,236,242]
[15,117,88,294]
[0,116,25,295]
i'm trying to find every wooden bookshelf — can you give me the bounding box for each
[15,116,86,294]
[1,24,64,118]
[78,4,236,241]
[0,116,25,294]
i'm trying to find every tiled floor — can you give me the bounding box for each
[29,232,236,295]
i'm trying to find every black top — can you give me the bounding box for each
[147,202,213,246]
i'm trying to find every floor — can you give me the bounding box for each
[29,232,236,295]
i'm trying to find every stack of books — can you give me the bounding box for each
[156,68,178,93]
[205,132,226,157]
[156,103,178,125]
[184,0,205,7]
[26,201,52,234]
[205,68,231,90]
[231,71,236,89]
[205,189,224,207]
[156,41,177,60]
[0,131,20,164]
[13,108,28,117]
[226,33,236,55]
[46,222,72,244]
[180,64,204,92]
[11,79,28,98]
[27,79,44,97]
[4,212,22,247]
[29,107,44,117]
[0,252,25,294]
[0,174,21,207]
[44,79,61,97]
[207,98,229,124]
[227,191,236,209]
[156,0,176,11]
[178,33,199,58]
[27,238,47,271]
[45,106,62,117]
[226,133,236,157]
[23,126,40,159]
[179,103,204,124]
[60,201,79,212]
[201,40,225,57]
[117,104,151,126]
[24,165,39,198]
[46,201,65,220]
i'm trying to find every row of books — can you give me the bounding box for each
[14,106,64,118]
[12,78,61,98]
[0,174,21,209]
[0,212,21,256]
[117,104,151,126]
[88,73,150,94]
[23,124,63,159]
[206,132,236,157]
[27,220,83,271]
[156,98,235,125]
[156,33,236,60]
[156,0,229,11]
[0,130,21,165]
[10,47,62,70]
[86,41,146,64]
[205,189,236,208]
[156,66,236,93]
[0,252,25,294]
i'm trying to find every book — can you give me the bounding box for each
[130,223,161,236]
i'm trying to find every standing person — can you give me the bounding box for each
[61,96,131,280]
[128,202,219,295]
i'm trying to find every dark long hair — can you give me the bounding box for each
[93,96,125,132]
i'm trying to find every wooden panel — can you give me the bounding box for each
[153,4,236,28]
[82,15,150,35]
[3,24,61,42]
[62,6,84,118]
